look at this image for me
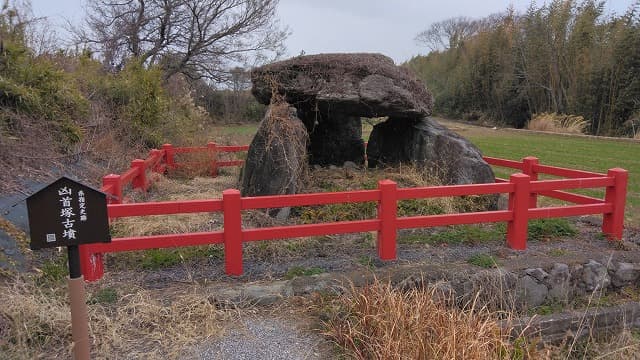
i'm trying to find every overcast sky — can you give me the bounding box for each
[31,0,634,64]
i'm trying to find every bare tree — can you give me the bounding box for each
[415,16,479,52]
[77,0,288,81]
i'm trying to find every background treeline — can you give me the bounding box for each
[0,1,272,190]
[1,0,274,152]
[407,0,640,136]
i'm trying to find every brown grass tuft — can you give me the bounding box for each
[324,279,521,359]
[527,112,590,134]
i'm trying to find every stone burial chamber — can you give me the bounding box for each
[240,53,495,199]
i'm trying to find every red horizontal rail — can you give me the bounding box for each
[108,199,223,218]
[539,190,604,205]
[85,231,224,253]
[528,203,613,219]
[173,145,248,154]
[218,145,249,152]
[483,156,524,170]
[530,177,613,192]
[533,164,605,178]
[397,210,512,229]
[144,152,163,168]
[174,146,208,154]
[242,190,380,209]
[243,219,380,242]
[101,183,114,194]
[120,167,139,184]
[397,182,513,200]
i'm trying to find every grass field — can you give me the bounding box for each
[211,119,639,224]
[446,120,639,224]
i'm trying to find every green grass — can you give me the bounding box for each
[37,255,69,284]
[284,266,325,279]
[89,287,118,304]
[527,218,577,241]
[548,249,570,257]
[399,224,505,246]
[112,245,224,271]
[466,130,640,223]
[399,219,576,246]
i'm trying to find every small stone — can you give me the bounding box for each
[516,275,548,308]
[547,263,571,302]
[583,260,611,291]
[612,262,640,287]
[273,207,291,221]
[343,161,358,169]
[525,268,549,282]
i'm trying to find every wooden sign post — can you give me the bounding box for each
[27,177,111,360]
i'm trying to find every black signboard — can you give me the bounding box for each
[27,176,111,250]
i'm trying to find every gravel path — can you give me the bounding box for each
[191,316,330,359]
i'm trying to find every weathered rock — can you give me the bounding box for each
[547,263,572,302]
[251,53,433,118]
[525,268,550,283]
[247,53,493,197]
[582,260,611,291]
[516,275,549,308]
[611,262,640,287]
[240,103,308,200]
[367,117,495,185]
[460,269,518,311]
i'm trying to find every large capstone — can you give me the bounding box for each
[252,53,433,119]
[367,117,495,185]
[240,102,308,197]
[251,53,432,166]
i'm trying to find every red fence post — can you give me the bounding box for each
[223,189,243,275]
[102,174,122,205]
[377,179,397,260]
[602,168,628,240]
[208,142,218,177]
[162,144,175,170]
[79,245,103,282]
[131,159,148,191]
[522,156,539,208]
[507,173,530,250]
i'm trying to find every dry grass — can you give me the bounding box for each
[527,112,590,134]
[323,279,528,360]
[0,276,225,359]
[541,329,640,359]
[114,172,239,238]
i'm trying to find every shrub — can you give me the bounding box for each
[99,60,168,147]
[527,112,590,134]
[0,39,88,148]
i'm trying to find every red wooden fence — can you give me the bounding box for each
[79,143,628,281]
